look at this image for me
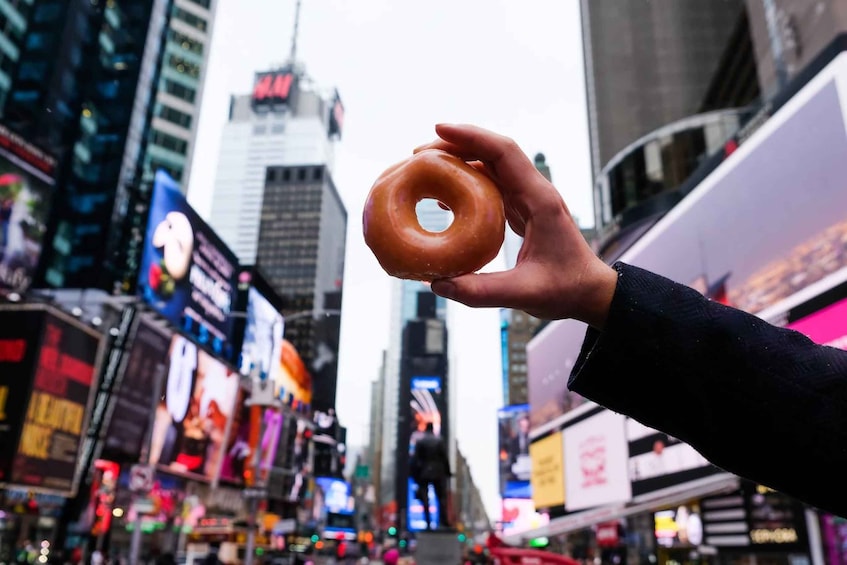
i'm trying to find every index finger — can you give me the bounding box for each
[420,124,547,196]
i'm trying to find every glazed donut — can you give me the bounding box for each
[363,149,506,280]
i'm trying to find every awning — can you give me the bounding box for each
[504,474,740,544]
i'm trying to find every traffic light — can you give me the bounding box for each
[457,533,467,543]
[399,540,407,549]
[310,534,319,543]
[388,526,397,536]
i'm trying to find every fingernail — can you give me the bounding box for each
[431,280,455,299]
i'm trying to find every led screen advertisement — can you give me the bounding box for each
[529,431,565,510]
[563,410,631,512]
[0,124,57,294]
[316,476,354,515]
[239,287,284,381]
[148,334,241,482]
[501,498,549,538]
[626,418,717,497]
[103,318,171,461]
[528,55,847,459]
[498,404,532,499]
[138,170,239,359]
[407,375,446,532]
[0,306,102,496]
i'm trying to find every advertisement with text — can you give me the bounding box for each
[0,307,101,496]
[529,430,565,511]
[138,170,239,359]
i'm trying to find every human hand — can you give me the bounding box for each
[415,124,617,328]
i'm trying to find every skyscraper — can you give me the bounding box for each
[257,162,346,412]
[208,67,341,265]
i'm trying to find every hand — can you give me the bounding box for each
[415,124,617,329]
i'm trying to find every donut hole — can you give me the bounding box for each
[415,198,454,233]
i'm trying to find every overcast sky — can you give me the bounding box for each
[187,0,593,519]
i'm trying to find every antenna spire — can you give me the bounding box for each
[289,0,302,65]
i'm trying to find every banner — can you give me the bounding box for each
[498,404,532,499]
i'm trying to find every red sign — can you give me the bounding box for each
[253,72,294,105]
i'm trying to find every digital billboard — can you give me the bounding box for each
[0,306,102,496]
[0,124,57,294]
[274,339,312,409]
[498,404,532,499]
[407,375,446,531]
[328,89,344,138]
[529,431,564,510]
[239,287,284,381]
[528,55,847,487]
[316,476,354,515]
[626,418,717,497]
[138,170,239,359]
[103,318,171,461]
[148,334,241,482]
[563,410,631,512]
[501,498,550,538]
[252,70,295,108]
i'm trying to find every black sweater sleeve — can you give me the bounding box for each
[568,262,847,516]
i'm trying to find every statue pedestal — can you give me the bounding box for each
[415,529,462,565]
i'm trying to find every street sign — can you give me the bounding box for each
[129,464,155,493]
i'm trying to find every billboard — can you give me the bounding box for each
[528,54,847,483]
[316,476,354,514]
[626,419,717,497]
[252,70,295,108]
[328,90,344,138]
[407,375,447,532]
[148,334,241,482]
[0,124,57,294]
[274,339,312,409]
[498,404,532,499]
[529,431,565,510]
[239,287,284,381]
[0,307,102,496]
[785,294,847,347]
[138,170,239,359]
[501,498,550,537]
[563,410,631,512]
[103,318,171,461]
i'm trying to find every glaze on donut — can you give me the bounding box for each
[363,149,506,280]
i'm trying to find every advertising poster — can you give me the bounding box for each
[529,431,565,510]
[138,170,239,359]
[498,404,532,499]
[626,418,717,497]
[10,309,101,495]
[785,295,847,347]
[218,387,249,484]
[0,309,45,481]
[148,334,241,482]
[529,59,847,433]
[315,476,354,514]
[407,375,446,531]
[239,287,284,381]
[103,318,171,461]
[563,410,631,512]
[501,498,550,537]
[273,339,313,409]
[0,123,57,294]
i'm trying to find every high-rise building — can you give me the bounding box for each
[0,0,218,291]
[257,162,346,412]
[208,67,341,265]
[142,0,219,189]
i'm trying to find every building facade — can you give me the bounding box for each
[208,67,340,265]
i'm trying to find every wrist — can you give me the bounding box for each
[576,261,618,330]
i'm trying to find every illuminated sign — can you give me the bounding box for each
[0,306,102,496]
[529,431,565,509]
[252,71,295,106]
[328,90,344,138]
[138,170,239,358]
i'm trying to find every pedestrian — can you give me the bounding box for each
[417,123,847,516]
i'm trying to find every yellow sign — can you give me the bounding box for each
[530,431,565,509]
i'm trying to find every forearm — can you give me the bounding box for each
[568,262,847,515]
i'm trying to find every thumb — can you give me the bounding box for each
[430,270,528,309]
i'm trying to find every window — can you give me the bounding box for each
[168,54,200,78]
[163,78,196,103]
[157,104,192,129]
[150,130,188,154]
[187,0,212,8]
[173,7,207,32]
[168,29,203,55]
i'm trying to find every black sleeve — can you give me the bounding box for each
[568,262,847,516]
